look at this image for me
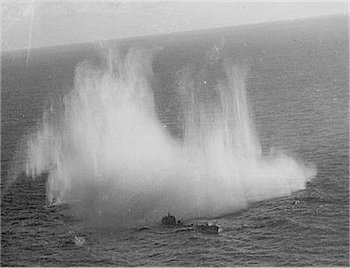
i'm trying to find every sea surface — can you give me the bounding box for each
[1,15,349,266]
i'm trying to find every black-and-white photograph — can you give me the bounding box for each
[1,1,348,266]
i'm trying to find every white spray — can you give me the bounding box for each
[25,47,316,227]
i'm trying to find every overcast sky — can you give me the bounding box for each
[1,1,348,52]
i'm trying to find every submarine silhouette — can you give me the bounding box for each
[161,213,220,234]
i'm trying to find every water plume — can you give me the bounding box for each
[25,46,316,228]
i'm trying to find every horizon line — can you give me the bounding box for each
[2,13,347,54]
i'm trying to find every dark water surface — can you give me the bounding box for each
[1,15,349,266]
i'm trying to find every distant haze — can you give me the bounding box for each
[1,2,348,52]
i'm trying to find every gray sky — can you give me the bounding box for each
[1,1,348,52]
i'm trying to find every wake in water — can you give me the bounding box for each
[25,46,316,227]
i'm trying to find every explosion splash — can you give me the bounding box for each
[25,47,315,227]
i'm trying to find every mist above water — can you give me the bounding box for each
[25,47,316,227]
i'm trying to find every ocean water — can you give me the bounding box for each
[1,15,349,266]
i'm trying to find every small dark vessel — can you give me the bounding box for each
[160,213,219,234]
